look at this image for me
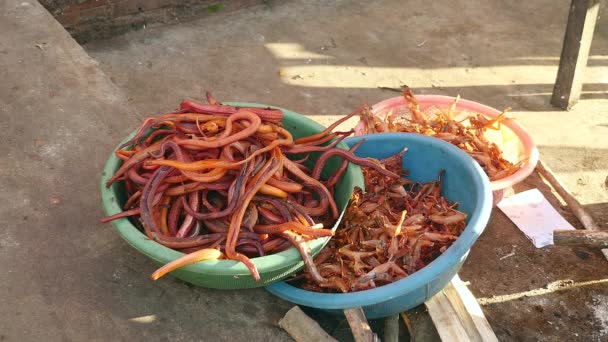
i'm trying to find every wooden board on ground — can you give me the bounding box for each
[425,275,498,342]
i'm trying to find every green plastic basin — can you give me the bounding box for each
[100,103,364,289]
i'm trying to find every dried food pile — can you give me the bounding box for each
[295,149,467,293]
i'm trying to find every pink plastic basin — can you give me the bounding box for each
[355,95,539,205]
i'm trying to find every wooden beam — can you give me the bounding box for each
[554,229,608,248]
[551,0,600,109]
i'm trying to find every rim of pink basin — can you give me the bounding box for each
[369,95,539,191]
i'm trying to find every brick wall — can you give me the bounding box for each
[40,0,264,43]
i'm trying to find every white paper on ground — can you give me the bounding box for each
[497,188,575,248]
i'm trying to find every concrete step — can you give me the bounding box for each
[1,1,139,341]
[1,1,293,341]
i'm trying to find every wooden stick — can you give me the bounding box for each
[278,306,337,342]
[554,229,608,248]
[425,275,498,342]
[536,160,599,230]
[535,159,608,259]
[343,308,379,342]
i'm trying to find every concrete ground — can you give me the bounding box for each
[2,0,607,341]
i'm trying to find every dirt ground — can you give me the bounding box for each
[84,0,608,340]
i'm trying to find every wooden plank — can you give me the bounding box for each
[278,306,338,342]
[536,160,599,231]
[425,288,471,341]
[425,276,498,342]
[554,229,608,248]
[343,308,379,342]
[447,276,499,342]
[550,0,600,109]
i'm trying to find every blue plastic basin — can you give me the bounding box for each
[265,132,493,319]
